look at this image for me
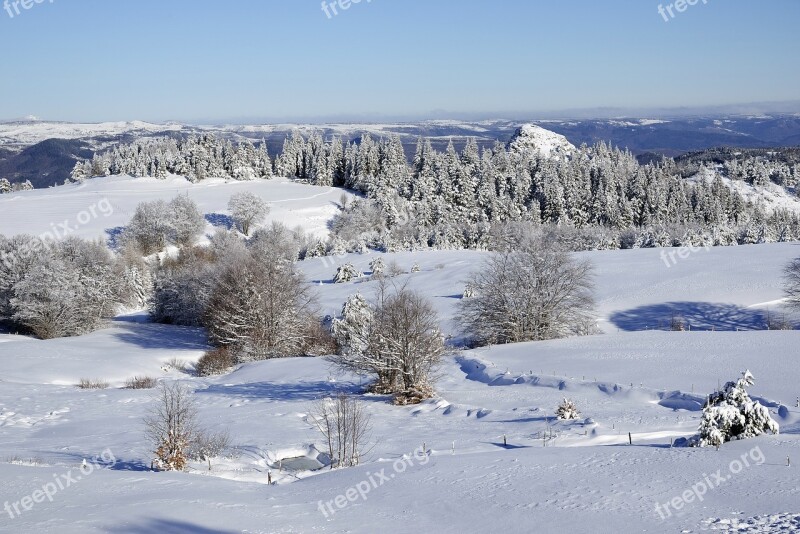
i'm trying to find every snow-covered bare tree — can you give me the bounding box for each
[783,257,800,309]
[168,195,206,247]
[228,192,268,236]
[329,281,445,403]
[693,370,779,448]
[10,239,120,339]
[144,382,197,472]
[205,251,317,362]
[312,393,372,468]
[125,199,172,255]
[458,236,596,346]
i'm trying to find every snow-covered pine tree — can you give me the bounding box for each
[693,370,779,448]
[556,398,581,421]
[331,293,373,361]
[334,263,362,284]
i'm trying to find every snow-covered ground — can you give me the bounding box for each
[1,177,799,533]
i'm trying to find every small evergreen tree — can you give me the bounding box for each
[693,370,779,448]
[556,398,581,421]
[334,263,362,284]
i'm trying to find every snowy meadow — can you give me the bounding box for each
[0,156,799,532]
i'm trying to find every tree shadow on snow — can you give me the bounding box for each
[197,380,369,402]
[105,226,126,251]
[111,321,209,351]
[205,213,234,230]
[106,519,238,534]
[609,302,781,332]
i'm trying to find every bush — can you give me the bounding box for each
[458,236,596,346]
[692,370,779,448]
[556,398,581,421]
[188,429,231,462]
[228,192,269,236]
[205,253,318,362]
[125,376,157,389]
[334,263,362,284]
[330,281,445,403]
[312,393,372,468]
[78,378,109,390]
[195,348,234,377]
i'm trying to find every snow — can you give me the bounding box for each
[0,175,352,240]
[688,167,800,215]
[1,177,800,533]
[508,124,575,158]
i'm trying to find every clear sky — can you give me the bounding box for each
[0,0,798,123]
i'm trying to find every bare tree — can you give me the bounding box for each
[144,383,198,471]
[330,280,446,403]
[458,237,596,346]
[205,252,318,361]
[312,393,372,468]
[169,194,206,247]
[228,191,269,236]
[783,257,800,309]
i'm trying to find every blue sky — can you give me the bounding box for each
[0,0,798,122]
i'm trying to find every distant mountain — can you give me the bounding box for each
[0,139,94,188]
[2,115,799,188]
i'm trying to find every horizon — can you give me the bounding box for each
[4,99,800,126]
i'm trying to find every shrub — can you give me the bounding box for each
[78,378,109,390]
[459,236,596,346]
[334,263,362,284]
[556,398,581,421]
[125,376,157,389]
[692,370,779,448]
[195,348,235,377]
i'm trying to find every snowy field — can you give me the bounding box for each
[1,177,799,533]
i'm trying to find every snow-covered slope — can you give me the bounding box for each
[1,177,799,533]
[0,175,352,240]
[507,124,575,159]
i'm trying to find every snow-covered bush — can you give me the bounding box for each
[168,195,206,247]
[0,178,11,194]
[10,238,120,339]
[144,383,197,471]
[329,281,445,403]
[205,252,317,362]
[369,257,385,277]
[334,263,362,283]
[150,247,218,326]
[125,199,172,255]
[556,398,581,421]
[249,222,303,264]
[693,370,779,448]
[458,236,596,346]
[228,191,268,236]
[331,293,373,360]
[411,262,421,273]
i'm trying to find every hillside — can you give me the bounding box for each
[0,177,799,533]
